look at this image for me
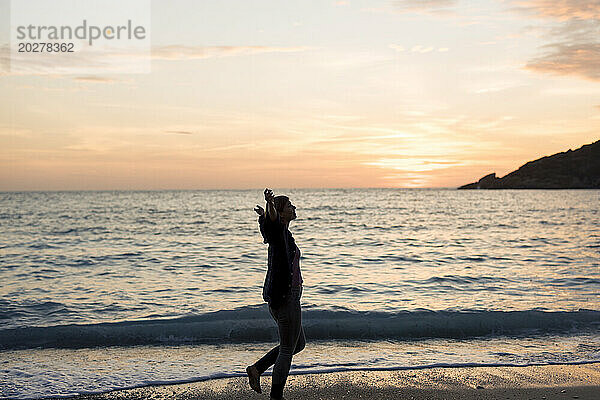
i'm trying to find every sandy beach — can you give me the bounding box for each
[68,362,600,400]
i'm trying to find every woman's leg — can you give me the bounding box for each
[254,287,305,374]
[249,289,305,397]
[270,291,303,399]
[253,323,305,374]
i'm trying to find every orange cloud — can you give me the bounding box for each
[513,1,600,82]
[511,0,600,20]
[525,43,600,81]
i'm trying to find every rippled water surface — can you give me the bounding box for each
[1,189,599,399]
[2,189,598,328]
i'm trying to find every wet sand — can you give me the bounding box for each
[73,362,600,400]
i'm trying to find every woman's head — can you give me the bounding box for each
[274,195,296,223]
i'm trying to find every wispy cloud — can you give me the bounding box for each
[411,45,435,53]
[0,44,150,75]
[151,45,312,60]
[389,44,449,53]
[385,1,492,27]
[0,44,312,77]
[393,0,458,15]
[73,76,117,83]
[365,158,466,172]
[513,0,600,81]
[526,41,600,81]
[165,130,194,135]
[510,0,600,21]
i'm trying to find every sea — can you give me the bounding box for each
[1,189,599,399]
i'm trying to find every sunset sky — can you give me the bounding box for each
[1,0,599,190]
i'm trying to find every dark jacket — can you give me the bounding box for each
[258,213,296,308]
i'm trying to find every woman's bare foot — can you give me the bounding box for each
[246,365,261,393]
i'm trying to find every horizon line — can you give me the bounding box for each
[0,186,461,193]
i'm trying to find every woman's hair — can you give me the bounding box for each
[273,195,289,213]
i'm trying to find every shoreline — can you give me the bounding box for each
[66,362,600,400]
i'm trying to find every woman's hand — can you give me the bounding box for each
[254,205,265,216]
[264,188,278,221]
[264,188,275,203]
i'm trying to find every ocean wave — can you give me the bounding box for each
[1,307,598,350]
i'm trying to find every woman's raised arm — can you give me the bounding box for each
[264,188,278,221]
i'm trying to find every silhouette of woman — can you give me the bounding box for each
[246,188,305,400]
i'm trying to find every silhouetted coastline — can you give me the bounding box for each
[459,140,600,189]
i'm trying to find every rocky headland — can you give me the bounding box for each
[458,140,600,189]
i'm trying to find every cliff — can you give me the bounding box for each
[458,140,600,189]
